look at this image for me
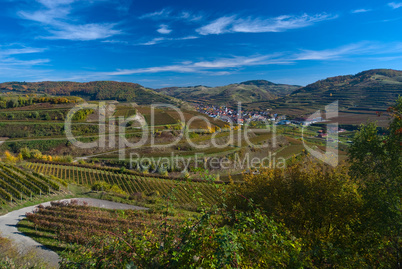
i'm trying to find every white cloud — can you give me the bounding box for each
[295,44,366,60]
[102,42,402,77]
[101,55,286,76]
[197,16,236,35]
[1,58,50,66]
[0,47,46,56]
[27,41,402,82]
[192,55,272,68]
[157,24,172,34]
[139,9,172,19]
[0,46,49,67]
[388,2,402,9]
[140,9,203,22]
[101,39,129,44]
[197,13,337,35]
[179,11,202,21]
[141,37,166,46]
[293,42,402,61]
[18,7,70,24]
[352,9,372,13]
[140,36,198,46]
[18,0,122,41]
[45,23,121,41]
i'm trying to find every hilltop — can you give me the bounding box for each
[155,80,300,106]
[0,81,187,107]
[244,69,402,114]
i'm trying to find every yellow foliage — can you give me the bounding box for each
[228,158,362,251]
[4,151,18,163]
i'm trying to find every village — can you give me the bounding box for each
[195,104,347,142]
[196,104,327,126]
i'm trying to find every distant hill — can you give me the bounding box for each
[0,81,187,106]
[244,69,402,114]
[155,80,300,106]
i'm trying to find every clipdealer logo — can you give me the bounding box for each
[301,101,339,167]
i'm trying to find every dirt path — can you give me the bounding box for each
[0,198,148,268]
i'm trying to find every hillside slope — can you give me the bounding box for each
[244,69,402,114]
[0,81,187,106]
[155,80,300,106]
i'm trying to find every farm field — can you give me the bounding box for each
[0,162,63,207]
[25,162,220,207]
[18,200,176,254]
[326,110,391,127]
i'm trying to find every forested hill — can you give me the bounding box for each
[155,80,300,106]
[244,69,402,113]
[0,81,185,106]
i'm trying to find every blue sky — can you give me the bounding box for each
[1,0,402,88]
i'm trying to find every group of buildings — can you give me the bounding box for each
[196,105,326,126]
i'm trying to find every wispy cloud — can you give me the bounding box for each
[197,13,337,35]
[294,44,368,60]
[294,42,402,61]
[101,39,129,44]
[0,47,46,56]
[388,2,402,9]
[140,36,198,46]
[197,16,235,35]
[29,41,402,82]
[352,8,372,13]
[157,24,172,34]
[139,8,171,19]
[0,45,49,67]
[139,9,203,22]
[18,0,122,41]
[1,58,50,66]
[44,23,121,41]
[101,55,280,76]
[99,42,402,76]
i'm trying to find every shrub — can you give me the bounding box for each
[91,181,111,192]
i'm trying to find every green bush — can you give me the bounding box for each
[91,181,111,191]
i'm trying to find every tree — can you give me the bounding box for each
[6,99,18,108]
[226,159,364,267]
[348,96,401,267]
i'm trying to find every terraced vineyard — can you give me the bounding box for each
[18,200,178,255]
[26,162,220,205]
[0,162,62,205]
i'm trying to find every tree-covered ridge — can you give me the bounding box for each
[0,81,184,105]
[0,95,82,109]
[155,80,300,106]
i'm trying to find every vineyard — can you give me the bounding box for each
[19,200,172,252]
[25,162,220,206]
[0,162,62,206]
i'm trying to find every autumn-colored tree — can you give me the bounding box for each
[348,96,401,267]
[226,159,364,267]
